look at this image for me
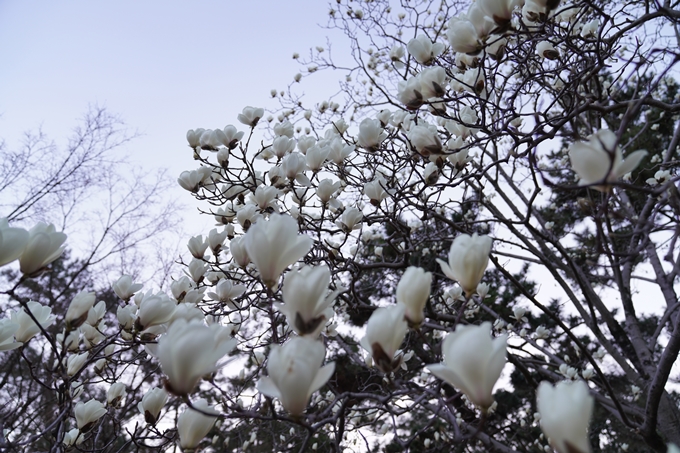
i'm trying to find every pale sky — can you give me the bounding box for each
[0,0,344,207]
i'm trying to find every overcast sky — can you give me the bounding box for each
[0,0,349,241]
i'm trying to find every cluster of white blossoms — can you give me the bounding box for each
[4,0,678,450]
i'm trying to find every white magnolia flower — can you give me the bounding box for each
[257,337,335,416]
[427,322,507,410]
[396,267,432,326]
[177,398,219,449]
[85,300,106,326]
[0,319,22,351]
[398,77,424,110]
[113,275,143,301]
[229,236,250,268]
[537,380,594,453]
[407,34,445,65]
[67,351,89,376]
[157,319,237,395]
[11,301,55,343]
[136,293,176,331]
[138,387,168,425]
[107,382,127,407]
[437,233,492,295]
[317,179,341,204]
[244,214,313,289]
[306,145,330,172]
[336,207,363,232]
[177,167,211,192]
[187,235,210,259]
[408,124,443,156]
[222,124,244,149]
[277,265,340,337]
[19,222,67,276]
[0,219,29,268]
[357,118,387,150]
[65,291,96,329]
[74,399,107,432]
[568,129,647,190]
[63,428,83,447]
[237,106,265,127]
[536,41,559,59]
[207,279,246,309]
[446,17,482,53]
[364,178,389,206]
[360,305,408,373]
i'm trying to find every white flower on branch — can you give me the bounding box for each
[136,292,176,331]
[257,336,335,417]
[537,380,594,453]
[244,214,313,289]
[277,265,341,337]
[336,206,363,232]
[107,382,127,407]
[357,118,387,151]
[446,18,482,54]
[0,219,28,268]
[396,266,432,327]
[74,399,107,433]
[177,398,219,449]
[157,319,237,396]
[138,387,168,425]
[437,233,492,296]
[406,34,445,65]
[67,352,89,376]
[237,106,264,128]
[0,319,22,351]
[113,275,143,301]
[11,301,55,343]
[427,322,507,410]
[568,129,647,190]
[360,304,408,373]
[65,291,96,330]
[19,222,67,276]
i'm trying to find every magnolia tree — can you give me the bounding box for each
[1,0,680,452]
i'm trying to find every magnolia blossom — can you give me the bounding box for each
[336,207,363,232]
[138,387,168,425]
[0,319,22,351]
[396,267,432,326]
[67,351,89,376]
[244,214,313,289]
[74,399,107,432]
[0,219,29,267]
[237,106,264,127]
[277,265,339,337]
[537,380,594,453]
[229,236,250,268]
[407,34,445,65]
[207,279,246,308]
[257,337,335,416]
[11,301,55,343]
[177,399,219,449]
[316,179,341,204]
[177,167,212,192]
[63,428,83,447]
[364,179,389,206]
[156,319,237,395]
[568,129,647,190]
[360,305,408,373]
[113,275,143,301]
[408,124,443,156]
[222,124,244,149]
[65,291,96,329]
[136,293,176,331]
[536,41,559,60]
[447,17,482,54]
[19,222,66,276]
[107,382,127,407]
[398,77,424,110]
[437,233,492,295]
[306,145,330,172]
[427,322,507,409]
[357,118,387,150]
